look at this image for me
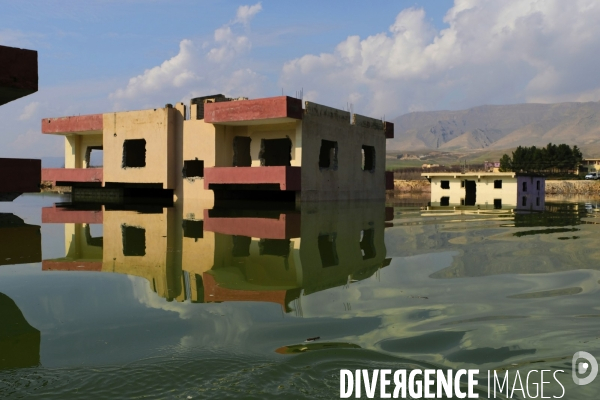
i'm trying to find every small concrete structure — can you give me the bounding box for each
[0,45,41,200]
[422,172,546,211]
[0,45,38,106]
[0,158,41,201]
[580,158,600,173]
[41,95,395,204]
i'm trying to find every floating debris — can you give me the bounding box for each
[275,342,360,355]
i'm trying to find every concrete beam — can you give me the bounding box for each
[41,168,103,185]
[42,114,103,135]
[204,166,301,191]
[353,113,384,131]
[42,261,102,271]
[0,158,41,195]
[384,121,394,139]
[0,45,38,106]
[304,101,350,123]
[42,206,103,224]
[204,96,303,125]
[202,272,288,308]
[203,210,301,239]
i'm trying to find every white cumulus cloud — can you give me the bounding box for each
[110,39,198,101]
[235,3,262,26]
[18,101,39,120]
[110,3,264,109]
[280,0,600,117]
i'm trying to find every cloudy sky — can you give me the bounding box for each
[2,0,600,158]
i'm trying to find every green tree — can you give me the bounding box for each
[498,143,582,174]
[499,154,512,172]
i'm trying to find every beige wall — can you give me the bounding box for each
[101,208,184,302]
[430,175,545,210]
[64,134,103,169]
[181,119,218,202]
[103,107,183,190]
[213,121,301,167]
[300,102,387,201]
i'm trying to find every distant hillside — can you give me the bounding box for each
[389,101,600,156]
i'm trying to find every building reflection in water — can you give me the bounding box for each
[405,201,600,278]
[41,202,392,313]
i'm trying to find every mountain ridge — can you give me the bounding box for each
[389,101,600,156]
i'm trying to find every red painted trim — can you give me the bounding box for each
[202,273,287,308]
[42,260,102,271]
[42,168,103,185]
[42,205,103,224]
[384,121,394,139]
[204,166,301,191]
[203,210,301,239]
[42,114,103,134]
[204,96,302,123]
[0,158,40,193]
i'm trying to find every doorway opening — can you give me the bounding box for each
[233,136,252,167]
[464,180,476,206]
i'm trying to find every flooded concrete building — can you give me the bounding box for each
[0,45,41,201]
[422,172,545,211]
[41,95,394,204]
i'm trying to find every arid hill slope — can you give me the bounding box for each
[390,101,600,156]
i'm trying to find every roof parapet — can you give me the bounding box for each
[42,114,103,135]
[204,96,302,125]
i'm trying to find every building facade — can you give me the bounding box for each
[41,95,394,204]
[422,172,546,211]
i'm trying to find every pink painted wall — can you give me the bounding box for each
[42,114,103,134]
[204,96,302,123]
[42,168,103,184]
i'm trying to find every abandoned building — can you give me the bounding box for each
[0,45,41,201]
[41,202,391,308]
[422,172,546,211]
[41,95,394,204]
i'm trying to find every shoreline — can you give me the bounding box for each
[392,179,600,195]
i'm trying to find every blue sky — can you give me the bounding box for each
[2,0,600,158]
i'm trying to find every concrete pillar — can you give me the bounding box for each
[65,135,82,168]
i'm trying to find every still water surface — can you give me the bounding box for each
[1,194,600,399]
